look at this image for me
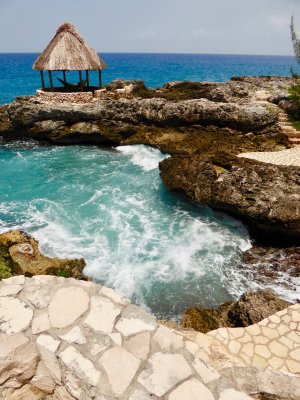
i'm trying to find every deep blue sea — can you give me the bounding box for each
[0,53,299,319]
[0,53,298,104]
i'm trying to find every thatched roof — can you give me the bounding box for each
[33,22,106,71]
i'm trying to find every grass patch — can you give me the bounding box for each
[291,120,300,131]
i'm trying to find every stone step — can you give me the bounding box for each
[283,127,298,134]
[289,137,300,144]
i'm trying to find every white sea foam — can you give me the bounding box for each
[116,144,170,171]
[0,143,298,318]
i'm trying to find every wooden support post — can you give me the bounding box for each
[79,71,83,91]
[86,70,90,90]
[99,69,102,89]
[48,71,53,91]
[40,71,45,90]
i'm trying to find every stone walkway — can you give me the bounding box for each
[0,276,299,399]
[238,146,300,167]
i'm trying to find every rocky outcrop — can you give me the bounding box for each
[0,230,85,279]
[0,77,291,163]
[243,245,300,280]
[0,76,288,152]
[182,290,290,333]
[159,154,300,244]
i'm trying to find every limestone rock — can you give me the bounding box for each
[36,334,60,352]
[49,286,89,328]
[84,295,121,333]
[152,325,183,352]
[124,332,150,360]
[23,285,50,309]
[59,345,101,386]
[0,284,22,296]
[115,304,157,337]
[52,386,76,400]
[0,296,33,334]
[30,361,56,393]
[0,333,39,386]
[168,378,215,400]
[100,346,141,396]
[137,352,192,397]
[32,311,51,334]
[218,388,251,400]
[63,370,92,400]
[1,384,44,399]
[58,326,86,344]
[38,346,62,384]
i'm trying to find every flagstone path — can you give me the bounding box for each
[0,276,299,399]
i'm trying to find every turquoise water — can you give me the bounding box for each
[0,140,253,319]
[0,53,298,104]
[1,53,299,318]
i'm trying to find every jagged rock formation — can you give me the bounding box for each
[183,290,291,333]
[0,230,85,279]
[159,154,300,245]
[0,77,291,158]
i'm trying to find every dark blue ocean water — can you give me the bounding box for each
[0,53,298,104]
[1,53,299,318]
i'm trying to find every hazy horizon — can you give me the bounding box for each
[0,51,297,57]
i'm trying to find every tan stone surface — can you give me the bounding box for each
[0,333,39,386]
[32,311,51,334]
[0,284,22,296]
[84,295,121,333]
[30,361,56,393]
[58,326,86,344]
[116,304,157,336]
[59,345,100,386]
[36,334,60,352]
[1,276,300,399]
[23,286,50,309]
[38,346,62,385]
[124,331,150,360]
[100,346,141,396]
[153,326,183,351]
[168,378,215,400]
[0,297,33,334]
[138,352,192,397]
[49,287,89,328]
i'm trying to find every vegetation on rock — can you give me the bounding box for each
[0,230,86,280]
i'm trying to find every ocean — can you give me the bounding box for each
[0,53,298,104]
[0,53,299,320]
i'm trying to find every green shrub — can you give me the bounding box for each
[289,80,300,119]
[0,258,12,279]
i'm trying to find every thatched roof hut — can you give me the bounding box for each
[33,22,106,91]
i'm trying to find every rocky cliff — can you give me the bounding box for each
[159,153,300,245]
[0,77,291,157]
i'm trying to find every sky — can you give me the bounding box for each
[0,0,300,55]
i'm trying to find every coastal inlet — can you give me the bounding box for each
[1,140,298,320]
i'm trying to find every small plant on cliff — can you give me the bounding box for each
[291,16,300,64]
[0,246,13,279]
[289,17,300,119]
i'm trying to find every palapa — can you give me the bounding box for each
[33,22,106,71]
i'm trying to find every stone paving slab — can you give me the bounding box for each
[0,276,299,399]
